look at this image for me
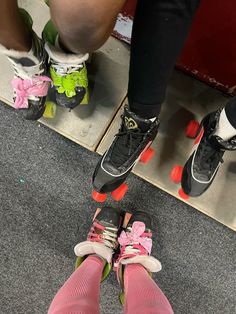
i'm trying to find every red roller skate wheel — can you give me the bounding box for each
[111,183,128,201]
[170,165,183,184]
[140,148,155,164]
[92,190,107,202]
[178,188,189,200]
[185,120,200,138]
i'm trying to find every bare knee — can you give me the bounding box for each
[50,1,117,53]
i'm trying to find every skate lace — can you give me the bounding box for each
[50,62,88,97]
[9,58,46,103]
[197,137,224,172]
[87,221,118,250]
[118,222,152,258]
[112,116,147,166]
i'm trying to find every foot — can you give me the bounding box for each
[0,9,50,120]
[74,207,122,281]
[43,20,89,109]
[115,211,162,303]
[92,106,159,195]
[182,109,236,196]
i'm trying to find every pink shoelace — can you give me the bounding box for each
[11,76,51,109]
[119,221,152,256]
[87,221,106,244]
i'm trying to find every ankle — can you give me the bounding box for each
[86,254,106,267]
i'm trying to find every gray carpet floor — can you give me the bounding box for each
[0,102,235,314]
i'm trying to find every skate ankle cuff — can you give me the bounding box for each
[44,42,89,64]
[120,255,162,273]
[74,240,113,264]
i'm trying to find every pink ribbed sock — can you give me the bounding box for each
[48,256,104,314]
[124,264,174,314]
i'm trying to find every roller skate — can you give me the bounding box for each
[74,206,122,281]
[170,109,236,199]
[0,9,50,120]
[92,106,159,202]
[114,211,162,305]
[42,20,89,110]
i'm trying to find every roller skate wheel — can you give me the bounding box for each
[43,101,56,118]
[92,190,107,203]
[185,120,200,138]
[80,88,89,105]
[170,165,183,184]
[140,148,155,164]
[178,188,189,200]
[111,183,128,201]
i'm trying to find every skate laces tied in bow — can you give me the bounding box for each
[11,77,51,109]
[50,64,88,98]
[118,221,152,257]
[87,221,118,250]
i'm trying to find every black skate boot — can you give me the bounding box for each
[0,9,50,120]
[92,106,159,202]
[181,109,236,197]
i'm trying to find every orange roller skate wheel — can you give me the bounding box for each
[92,190,107,202]
[140,147,155,164]
[111,183,128,201]
[170,165,183,184]
[185,120,200,138]
[178,188,189,200]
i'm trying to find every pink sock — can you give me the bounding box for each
[124,264,174,314]
[48,256,104,314]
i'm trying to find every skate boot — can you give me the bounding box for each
[115,211,162,304]
[74,206,122,281]
[181,109,236,197]
[0,9,50,120]
[92,106,159,202]
[42,20,89,109]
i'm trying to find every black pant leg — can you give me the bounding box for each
[128,0,200,118]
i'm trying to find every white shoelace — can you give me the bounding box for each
[101,226,118,249]
[51,60,83,76]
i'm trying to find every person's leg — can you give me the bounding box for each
[128,0,201,118]
[43,0,126,110]
[115,211,174,314]
[48,255,104,314]
[92,0,201,200]
[180,97,236,198]
[0,0,31,51]
[124,264,173,314]
[48,206,121,314]
[49,0,127,53]
[0,1,50,120]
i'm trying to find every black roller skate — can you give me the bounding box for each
[170,109,236,198]
[92,106,159,202]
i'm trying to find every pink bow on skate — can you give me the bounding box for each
[11,77,51,109]
[118,221,152,254]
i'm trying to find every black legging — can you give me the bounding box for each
[128,0,236,127]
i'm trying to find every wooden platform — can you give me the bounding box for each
[0,0,235,231]
[97,71,236,232]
